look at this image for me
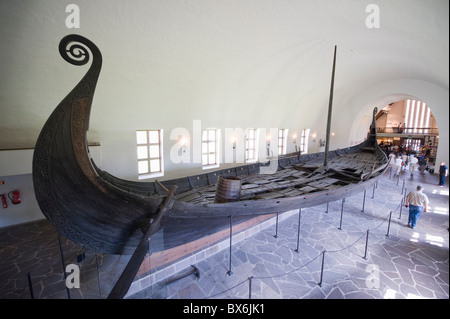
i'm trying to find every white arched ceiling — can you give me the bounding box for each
[0,0,448,179]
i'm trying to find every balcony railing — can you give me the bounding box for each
[376,127,439,135]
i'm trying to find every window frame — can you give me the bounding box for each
[300,128,310,154]
[202,128,220,169]
[136,129,164,179]
[245,128,258,163]
[278,129,288,155]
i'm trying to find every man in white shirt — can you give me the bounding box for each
[409,155,418,177]
[405,185,430,229]
[388,153,396,169]
[394,156,403,176]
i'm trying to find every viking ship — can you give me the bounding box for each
[32,35,388,298]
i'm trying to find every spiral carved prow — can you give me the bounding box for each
[58,34,101,66]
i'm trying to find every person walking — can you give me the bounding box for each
[394,155,403,176]
[402,153,408,171]
[409,155,418,177]
[405,185,430,229]
[418,154,427,175]
[438,162,448,187]
[388,152,396,170]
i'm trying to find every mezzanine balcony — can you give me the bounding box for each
[376,127,439,138]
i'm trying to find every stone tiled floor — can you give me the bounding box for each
[1,169,448,299]
[130,170,449,299]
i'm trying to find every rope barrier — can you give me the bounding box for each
[22,176,414,299]
[199,183,409,299]
[326,231,367,254]
[205,278,248,299]
[253,250,323,281]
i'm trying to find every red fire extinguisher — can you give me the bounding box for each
[8,190,21,205]
[1,194,7,208]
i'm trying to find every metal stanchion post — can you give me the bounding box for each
[401,188,408,219]
[399,197,403,219]
[295,209,302,253]
[363,229,369,260]
[58,234,71,299]
[372,183,376,198]
[95,251,102,298]
[386,211,392,237]
[325,202,329,214]
[338,198,345,230]
[318,250,326,287]
[227,216,233,276]
[27,272,35,299]
[274,213,279,238]
[401,179,405,195]
[362,190,366,212]
[248,276,253,299]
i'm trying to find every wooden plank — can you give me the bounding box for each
[254,191,286,200]
[177,192,202,202]
[241,183,260,190]
[297,186,317,193]
[278,189,302,197]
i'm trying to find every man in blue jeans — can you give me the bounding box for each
[405,185,430,229]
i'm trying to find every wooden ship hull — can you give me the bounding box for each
[32,35,387,297]
[97,140,387,219]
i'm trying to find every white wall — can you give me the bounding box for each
[0,174,43,228]
[0,147,102,228]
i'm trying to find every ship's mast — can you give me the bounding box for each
[323,45,337,170]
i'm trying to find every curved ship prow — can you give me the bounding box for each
[33,35,162,255]
[33,35,388,258]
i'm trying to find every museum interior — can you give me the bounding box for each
[0,0,448,301]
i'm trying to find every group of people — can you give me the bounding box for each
[378,141,424,160]
[404,163,447,229]
[379,142,448,229]
[388,152,423,177]
[385,150,447,187]
[400,157,448,229]
[404,168,446,229]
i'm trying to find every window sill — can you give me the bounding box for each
[202,164,220,170]
[138,172,164,180]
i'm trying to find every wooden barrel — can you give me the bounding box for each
[215,176,242,203]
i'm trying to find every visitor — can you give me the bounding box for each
[418,154,427,175]
[402,153,408,171]
[388,152,396,170]
[438,162,448,187]
[408,152,415,163]
[409,155,418,177]
[394,155,403,176]
[405,185,430,229]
